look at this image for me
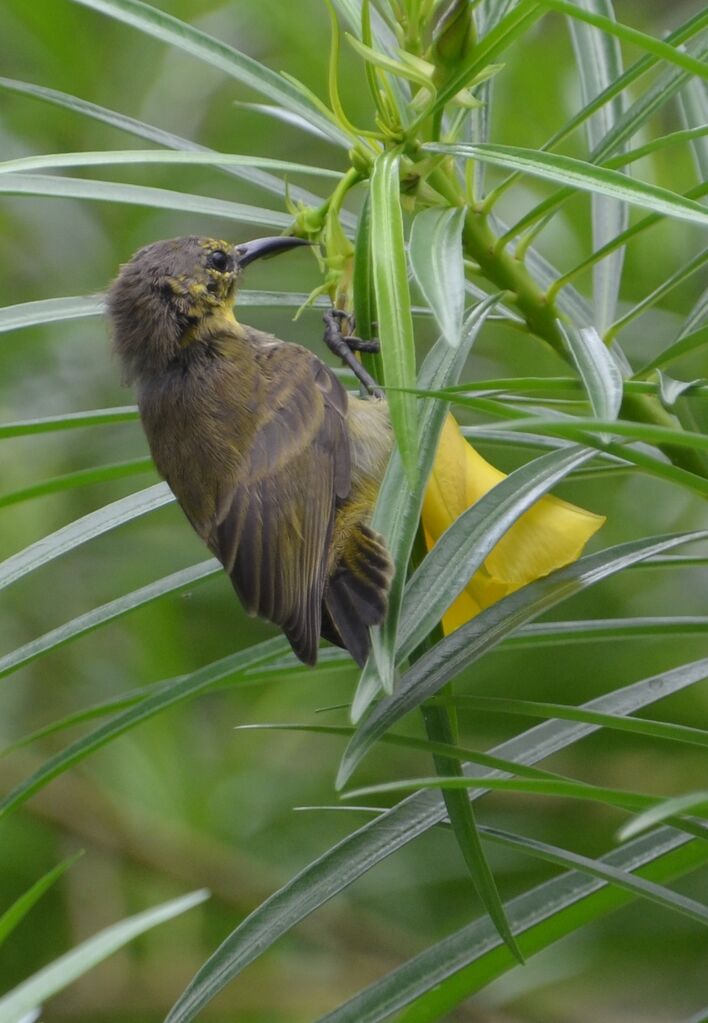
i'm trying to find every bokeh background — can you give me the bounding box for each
[0,1,706,1020]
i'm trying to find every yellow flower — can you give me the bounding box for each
[422,414,606,633]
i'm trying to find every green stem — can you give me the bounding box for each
[409,528,524,963]
[423,163,708,480]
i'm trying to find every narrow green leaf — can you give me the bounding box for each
[0,407,139,439]
[636,325,708,374]
[679,78,708,180]
[480,826,708,928]
[0,854,83,948]
[409,207,466,347]
[0,150,340,178]
[446,686,708,749]
[424,142,708,227]
[536,0,708,80]
[560,324,624,421]
[398,445,595,661]
[420,701,523,964]
[0,561,219,682]
[164,655,706,1023]
[238,723,566,785]
[0,458,154,510]
[67,0,349,144]
[319,832,705,1023]
[0,890,208,1023]
[0,639,287,819]
[0,292,334,336]
[344,775,701,829]
[337,531,708,787]
[355,297,499,710]
[0,174,291,227]
[0,484,173,594]
[469,415,708,452]
[0,76,337,216]
[567,0,627,332]
[619,792,708,841]
[369,150,418,485]
[502,616,708,648]
[0,296,103,333]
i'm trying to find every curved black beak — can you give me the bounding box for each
[235,235,310,268]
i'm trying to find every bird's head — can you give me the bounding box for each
[107,234,308,382]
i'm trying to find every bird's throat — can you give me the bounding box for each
[178,303,245,348]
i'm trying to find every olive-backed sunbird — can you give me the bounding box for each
[108,235,393,667]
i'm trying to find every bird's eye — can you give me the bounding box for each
[206,249,232,273]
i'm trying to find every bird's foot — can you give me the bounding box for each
[323,310,384,398]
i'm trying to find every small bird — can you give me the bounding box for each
[108,235,393,667]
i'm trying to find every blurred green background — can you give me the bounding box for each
[0,1,706,1020]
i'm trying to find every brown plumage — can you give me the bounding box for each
[107,235,393,666]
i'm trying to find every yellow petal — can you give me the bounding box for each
[422,414,605,629]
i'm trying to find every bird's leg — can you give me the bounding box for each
[323,310,384,398]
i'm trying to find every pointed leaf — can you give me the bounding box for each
[0,890,208,1023]
[409,207,466,347]
[560,324,623,421]
[163,655,707,1023]
[338,531,708,786]
[67,0,349,145]
[0,174,291,227]
[369,150,418,485]
[425,142,708,226]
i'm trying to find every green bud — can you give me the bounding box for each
[431,0,475,70]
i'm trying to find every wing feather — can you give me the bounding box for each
[209,341,350,664]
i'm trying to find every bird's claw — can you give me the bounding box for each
[323,310,384,398]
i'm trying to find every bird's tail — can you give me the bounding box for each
[322,523,393,667]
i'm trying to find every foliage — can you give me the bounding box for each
[0,0,706,1020]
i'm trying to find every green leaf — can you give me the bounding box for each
[0,76,337,216]
[536,0,708,80]
[0,292,335,337]
[445,684,708,749]
[636,325,708,374]
[0,149,340,178]
[0,174,291,227]
[355,296,499,710]
[0,407,139,440]
[619,792,708,841]
[0,484,173,594]
[0,458,154,510]
[469,415,708,452]
[420,702,523,965]
[163,654,706,1023]
[424,142,708,227]
[409,207,466,347]
[502,616,708,648]
[398,445,595,661]
[369,150,418,486]
[566,0,627,332]
[560,324,624,422]
[0,890,208,1023]
[0,639,287,819]
[337,531,708,787]
[344,775,702,830]
[0,561,219,682]
[67,0,350,145]
[0,854,83,948]
[0,295,103,333]
[333,831,706,1023]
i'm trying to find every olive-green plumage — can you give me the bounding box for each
[108,235,393,666]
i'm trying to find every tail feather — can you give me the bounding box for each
[323,524,393,667]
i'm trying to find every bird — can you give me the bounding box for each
[107,235,394,667]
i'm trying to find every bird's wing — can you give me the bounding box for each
[209,341,351,665]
